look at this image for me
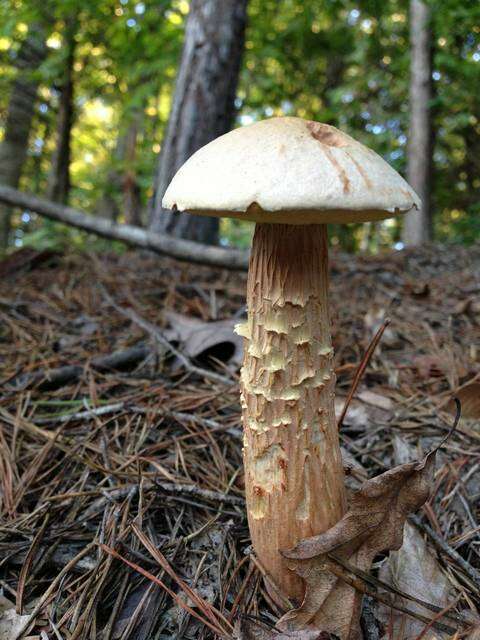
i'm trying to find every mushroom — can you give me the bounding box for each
[163,117,420,605]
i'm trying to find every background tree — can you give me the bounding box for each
[0,23,47,247]
[402,0,433,246]
[46,15,77,204]
[149,0,248,244]
[0,0,479,253]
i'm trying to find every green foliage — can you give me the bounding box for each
[1,0,479,252]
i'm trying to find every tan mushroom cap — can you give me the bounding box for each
[163,117,420,224]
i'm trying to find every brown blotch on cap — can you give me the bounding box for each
[306,121,349,148]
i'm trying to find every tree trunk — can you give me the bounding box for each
[95,110,143,224]
[402,0,433,247]
[0,26,47,248]
[47,19,77,204]
[149,0,248,244]
[122,111,143,226]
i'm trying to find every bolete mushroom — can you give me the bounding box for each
[163,117,420,605]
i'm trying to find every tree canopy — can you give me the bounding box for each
[0,0,479,251]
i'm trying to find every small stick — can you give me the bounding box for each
[35,402,126,424]
[35,404,243,440]
[338,318,391,428]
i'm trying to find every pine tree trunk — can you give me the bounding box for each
[95,110,143,224]
[122,111,143,226]
[47,20,76,204]
[149,0,248,244]
[402,0,433,247]
[0,26,47,248]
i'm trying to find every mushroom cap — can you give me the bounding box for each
[163,117,420,224]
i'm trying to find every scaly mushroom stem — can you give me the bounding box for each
[238,223,347,604]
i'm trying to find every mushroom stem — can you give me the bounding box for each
[239,223,347,603]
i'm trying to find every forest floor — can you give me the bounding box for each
[0,244,479,640]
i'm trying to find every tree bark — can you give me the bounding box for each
[122,111,143,226]
[0,26,47,248]
[402,0,433,247]
[149,0,248,244]
[95,110,144,224]
[239,224,347,602]
[46,19,77,204]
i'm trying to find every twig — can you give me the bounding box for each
[153,481,244,506]
[35,402,127,424]
[61,481,244,521]
[0,185,249,270]
[35,403,243,440]
[338,318,391,428]
[7,345,151,391]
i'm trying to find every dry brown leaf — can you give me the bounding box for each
[277,452,436,640]
[165,311,243,367]
[378,522,451,640]
[356,390,393,412]
[334,395,390,431]
[234,618,333,640]
[445,383,480,420]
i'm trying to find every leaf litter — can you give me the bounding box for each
[0,244,479,639]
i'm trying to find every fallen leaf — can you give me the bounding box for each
[377,522,451,640]
[234,618,334,640]
[334,394,391,431]
[0,596,31,640]
[165,311,243,367]
[445,383,480,420]
[277,452,436,640]
[392,434,417,465]
[356,390,393,412]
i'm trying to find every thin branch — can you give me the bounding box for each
[0,185,249,270]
